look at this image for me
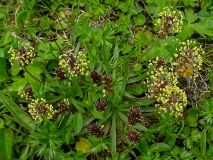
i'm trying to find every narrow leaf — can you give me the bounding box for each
[0,128,13,160]
[111,113,117,155]
[0,94,35,131]
[135,123,149,132]
[201,129,206,155]
[90,109,103,119]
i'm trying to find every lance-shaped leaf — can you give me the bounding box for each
[0,94,35,131]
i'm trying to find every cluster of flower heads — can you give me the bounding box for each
[8,44,36,67]
[146,57,187,117]
[59,51,90,77]
[18,85,70,120]
[28,98,56,121]
[157,7,183,38]
[172,40,205,80]
[102,74,113,97]
[127,108,141,143]
[90,71,113,97]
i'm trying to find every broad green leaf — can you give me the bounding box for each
[185,107,200,127]
[183,0,198,7]
[90,109,103,119]
[0,67,9,82]
[198,11,213,27]
[134,14,146,25]
[150,143,171,152]
[40,16,51,30]
[133,63,142,72]
[12,77,27,91]
[0,128,13,160]
[73,112,83,133]
[192,22,213,37]
[0,31,12,47]
[75,138,92,154]
[0,94,36,131]
[118,2,129,13]
[135,123,149,132]
[16,10,29,24]
[184,8,198,23]
[10,64,21,76]
[137,140,149,153]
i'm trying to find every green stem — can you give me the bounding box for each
[23,66,42,83]
[131,38,159,68]
[55,40,62,54]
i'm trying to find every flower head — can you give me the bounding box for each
[28,98,56,121]
[58,99,69,114]
[128,131,140,143]
[18,85,34,100]
[157,7,183,38]
[8,44,36,67]
[87,123,104,138]
[172,40,205,79]
[95,99,107,112]
[128,108,140,125]
[59,51,90,77]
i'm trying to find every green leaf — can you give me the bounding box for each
[137,140,149,153]
[185,108,200,127]
[19,144,30,160]
[149,143,171,152]
[0,49,4,57]
[0,118,4,129]
[12,77,27,91]
[184,8,198,23]
[134,14,146,25]
[0,128,13,160]
[0,32,12,47]
[16,10,29,24]
[112,113,117,155]
[73,112,83,133]
[0,94,36,131]
[192,22,213,37]
[201,129,206,156]
[40,16,51,30]
[183,0,198,7]
[118,2,129,13]
[72,98,85,113]
[90,109,103,119]
[0,67,9,82]
[135,123,149,132]
[10,64,21,76]
[198,11,213,27]
[75,138,92,154]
